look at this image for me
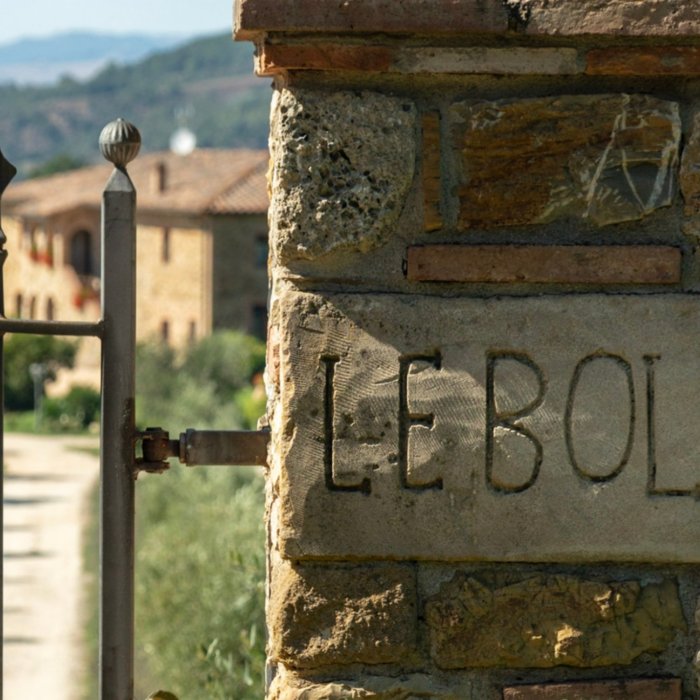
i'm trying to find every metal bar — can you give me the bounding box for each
[180,428,269,466]
[0,148,18,700]
[0,317,103,337]
[98,119,140,700]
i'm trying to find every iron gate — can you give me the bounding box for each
[0,120,268,700]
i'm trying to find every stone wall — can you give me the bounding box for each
[237,2,700,698]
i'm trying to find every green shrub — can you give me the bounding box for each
[81,331,268,699]
[4,334,76,410]
[43,385,100,431]
[135,466,265,699]
[130,331,267,698]
[136,330,265,434]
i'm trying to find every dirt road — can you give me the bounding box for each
[3,432,99,699]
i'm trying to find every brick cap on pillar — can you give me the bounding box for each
[235,0,700,41]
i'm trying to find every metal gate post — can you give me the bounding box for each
[99,119,140,700]
[0,148,17,700]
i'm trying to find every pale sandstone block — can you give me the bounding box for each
[268,560,418,668]
[426,574,685,668]
[448,94,680,228]
[276,291,700,563]
[395,47,580,75]
[269,89,416,262]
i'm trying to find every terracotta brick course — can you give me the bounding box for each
[503,678,681,699]
[587,47,700,75]
[406,245,682,285]
[422,113,442,232]
[258,44,580,76]
[257,44,393,75]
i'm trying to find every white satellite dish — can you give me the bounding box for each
[170,127,197,155]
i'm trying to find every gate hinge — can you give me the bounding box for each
[136,426,270,474]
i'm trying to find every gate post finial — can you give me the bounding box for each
[99,118,141,169]
[0,149,17,243]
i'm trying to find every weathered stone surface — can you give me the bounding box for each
[448,94,680,228]
[268,560,417,668]
[236,0,510,39]
[269,89,416,262]
[503,678,681,699]
[276,291,700,562]
[235,0,700,39]
[522,0,700,37]
[587,47,700,76]
[269,672,462,699]
[681,111,700,216]
[426,574,685,669]
[406,245,681,285]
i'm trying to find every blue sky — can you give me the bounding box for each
[1,0,234,44]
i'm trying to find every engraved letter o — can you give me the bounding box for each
[564,352,635,483]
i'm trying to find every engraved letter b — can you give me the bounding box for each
[485,351,546,494]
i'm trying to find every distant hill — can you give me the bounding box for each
[0,31,189,84]
[0,33,272,177]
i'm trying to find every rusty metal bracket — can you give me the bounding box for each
[136,426,269,473]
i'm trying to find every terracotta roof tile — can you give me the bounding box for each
[207,159,269,214]
[5,149,269,218]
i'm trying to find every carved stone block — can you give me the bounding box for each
[275,291,700,562]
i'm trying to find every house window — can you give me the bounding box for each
[46,233,54,268]
[161,320,170,344]
[162,228,171,263]
[28,296,36,320]
[70,229,95,276]
[46,297,55,321]
[250,303,267,340]
[188,320,197,344]
[15,293,23,317]
[23,223,36,252]
[255,234,268,268]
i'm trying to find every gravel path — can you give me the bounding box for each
[3,432,99,699]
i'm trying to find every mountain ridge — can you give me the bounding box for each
[0,33,271,177]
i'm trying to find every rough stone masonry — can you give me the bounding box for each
[236,1,700,698]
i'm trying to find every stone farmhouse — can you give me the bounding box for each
[3,148,269,385]
[4,148,270,342]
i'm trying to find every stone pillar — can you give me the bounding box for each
[236,3,700,698]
